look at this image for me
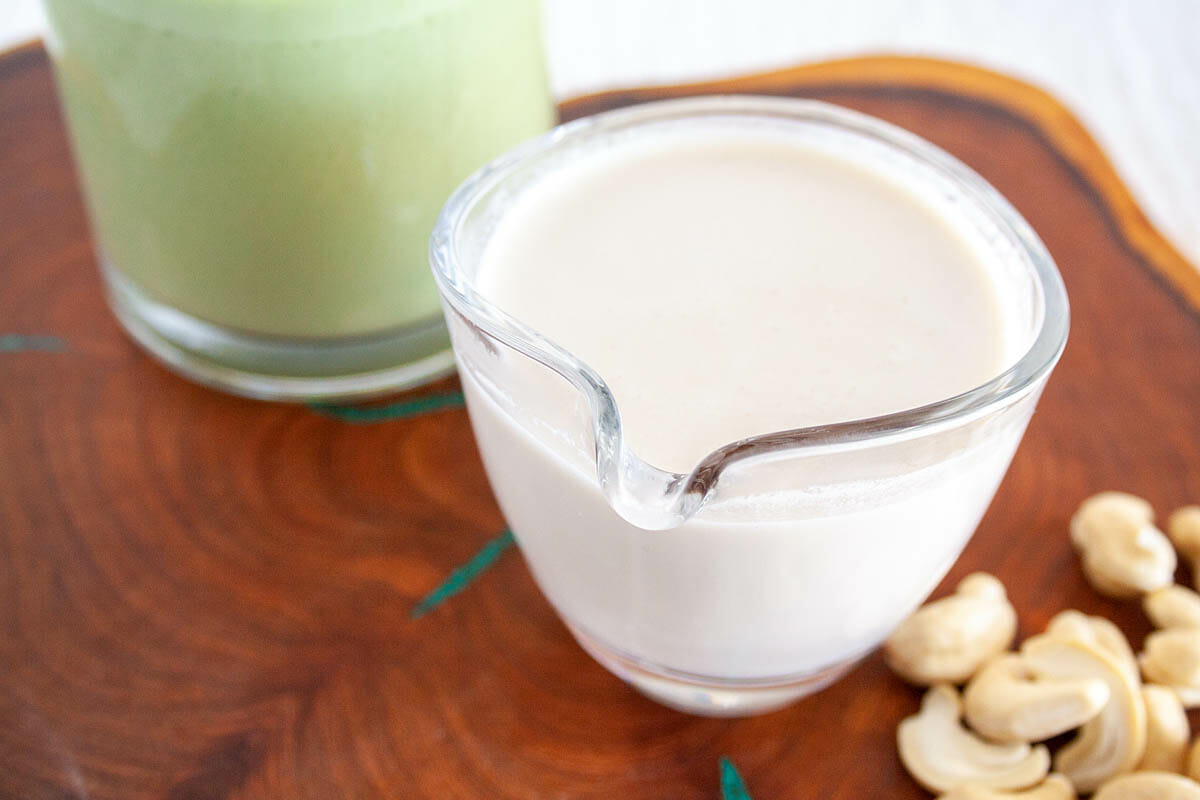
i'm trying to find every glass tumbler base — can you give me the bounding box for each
[102,261,456,402]
[567,623,862,717]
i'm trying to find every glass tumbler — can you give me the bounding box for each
[430,97,1069,716]
[43,0,554,400]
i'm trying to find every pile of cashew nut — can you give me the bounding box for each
[885,493,1200,799]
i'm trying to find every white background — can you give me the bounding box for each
[5,0,1198,270]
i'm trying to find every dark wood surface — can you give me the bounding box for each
[1,44,1198,799]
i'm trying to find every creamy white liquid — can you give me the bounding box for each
[477,132,1009,472]
[456,123,1036,704]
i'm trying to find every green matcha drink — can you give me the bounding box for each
[44,0,553,397]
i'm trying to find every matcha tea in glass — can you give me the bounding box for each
[43,0,554,399]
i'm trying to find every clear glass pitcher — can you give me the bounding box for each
[430,97,1069,716]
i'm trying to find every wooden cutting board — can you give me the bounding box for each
[1,43,1198,799]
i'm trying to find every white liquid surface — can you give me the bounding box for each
[476,132,1009,472]
[458,122,1037,693]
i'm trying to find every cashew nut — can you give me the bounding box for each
[1170,507,1200,588]
[886,573,1018,686]
[1139,684,1190,773]
[1071,491,1175,598]
[1093,771,1200,800]
[1021,634,1146,793]
[897,685,1050,793]
[1046,609,1140,683]
[936,774,1075,800]
[963,654,1109,743]
[1146,586,1200,630]
[1141,628,1200,708]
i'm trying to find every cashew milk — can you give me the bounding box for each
[459,124,1029,700]
[477,133,1009,472]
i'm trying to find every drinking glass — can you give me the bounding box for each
[44,0,554,399]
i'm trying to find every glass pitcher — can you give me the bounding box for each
[430,97,1069,716]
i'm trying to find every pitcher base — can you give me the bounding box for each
[567,623,862,717]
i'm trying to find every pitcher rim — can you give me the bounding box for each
[429,95,1070,528]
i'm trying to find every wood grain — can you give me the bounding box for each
[1,43,1198,799]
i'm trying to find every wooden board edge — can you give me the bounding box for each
[560,55,1200,314]
[0,38,43,72]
